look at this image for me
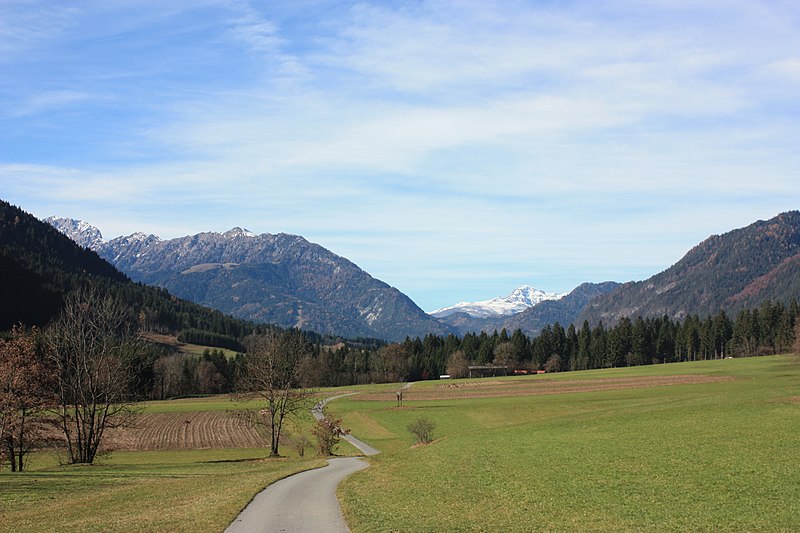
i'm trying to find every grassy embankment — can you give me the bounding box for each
[331,355,800,532]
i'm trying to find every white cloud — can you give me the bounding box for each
[2,0,800,309]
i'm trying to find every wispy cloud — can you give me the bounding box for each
[2,0,799,310]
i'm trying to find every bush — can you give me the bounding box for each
[312,416,349,456]
[407,417,436,445]
[290,433,312,457]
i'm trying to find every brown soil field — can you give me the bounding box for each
[356,374,733,402]
[103,411,267,451]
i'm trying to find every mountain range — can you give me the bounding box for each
[46,218,453,342]
[0,200,255,339]
[41,210,800,342]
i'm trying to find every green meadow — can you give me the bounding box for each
[333,356,800,532]
[0,395,334,533]
[0,449,325,533]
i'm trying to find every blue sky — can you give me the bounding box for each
[2,0,799,312]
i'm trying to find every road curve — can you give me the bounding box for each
[225,457,369,533]
[312,393,380,456]
[226,392,384,532]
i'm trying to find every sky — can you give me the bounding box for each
[2,0,799,312]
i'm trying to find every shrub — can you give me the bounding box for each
[407,417,436,445]
[290,433,312,457]
[312,416,349,456]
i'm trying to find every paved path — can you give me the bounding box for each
[225,457,368,533]
[227,392,385,532]
[312,393,380,456]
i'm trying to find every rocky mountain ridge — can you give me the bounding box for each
[47,218,453,342]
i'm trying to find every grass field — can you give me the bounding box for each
[0,449,325,533]
[140,332,240,359]
[332,356,800,532]
[3,356,797,532]
[0,393,353,532]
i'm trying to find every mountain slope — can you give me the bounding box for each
[48,219,453,342]
[431,285,566,318]
[579,211,800,326]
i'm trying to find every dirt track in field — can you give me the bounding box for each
[103,411,266,451]
[355,374,734,402]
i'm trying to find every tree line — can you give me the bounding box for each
[0,289,356,467]
[298,298,800,384]
[3,284,798,470]
[63,297,800,401]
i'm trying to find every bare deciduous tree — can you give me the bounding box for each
[152,354,183,400]
[407,417,436,445]
[493,342,517,368]
[237,330,313,457]
[290,433,312,457]
[446,350,469,379]
[380,344,411,383]
[46,289,143,464]
[0,325,55,471]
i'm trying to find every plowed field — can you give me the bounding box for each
[356,374,733,401]
[104,411,266,451]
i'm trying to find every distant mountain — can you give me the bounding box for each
[48,218,453,342]
[579,211,800,326]
[431,285,566,318]
[436,282,620,336]
[502,282,621,335]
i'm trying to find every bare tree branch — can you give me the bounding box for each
[235,330,314,457]
[45,288,143,464]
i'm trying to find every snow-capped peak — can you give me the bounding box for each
[430,285,567,318]
[223,227,257,239]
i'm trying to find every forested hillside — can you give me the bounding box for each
[580,211,800,326]
[0,200,253,337]
[3,200,797,396]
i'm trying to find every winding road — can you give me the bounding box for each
[225,390,390,532]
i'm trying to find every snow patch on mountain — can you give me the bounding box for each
[430,285,567,318]
[45,217,104,250]
[223,227,256,239]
